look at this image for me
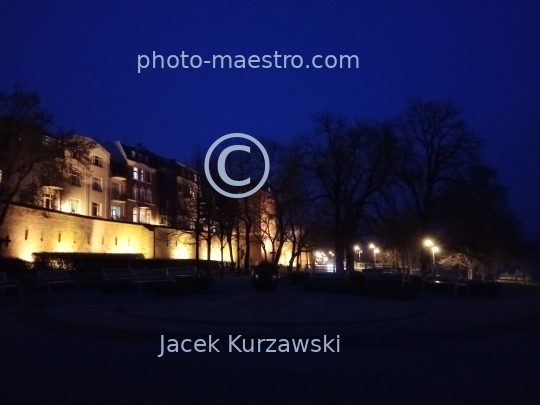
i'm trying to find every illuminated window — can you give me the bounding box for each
[140,209,145,223]
[146,211,151,224]
[0,169,3,183]
[111,206,121,220]
[92,177,102,191]
[93,155,103,167]
[132,207,138,223]
[69,198,80,213]
[91,202,102,217]
[133,167,139,180]
[140,169,145,182]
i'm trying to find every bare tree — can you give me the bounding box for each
[0,85,95,230]
[297,112,399,271]
[395,98,481,270]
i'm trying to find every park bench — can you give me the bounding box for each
[496,272,529,290]
[422,267,468,295]
[309,270,348,283]
[131,268,171,291]
[364,265,411,286]
[37,270,78,293]
[0,272,21,297]
[167,266,200,281]
[102,268,133,287]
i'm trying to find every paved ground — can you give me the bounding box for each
[1,277,539,404]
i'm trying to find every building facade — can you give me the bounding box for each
[0,135,297,266]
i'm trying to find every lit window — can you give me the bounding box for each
[133,167,139,180]
[92,177,102,191]
[91,202,102,217]
[93,155,103,167]
[69,198,80,213]
[140,169,145,182]
[146,211,151,224]
[0,169,2,183]
[111,206,121,220]
[132,207,138,223]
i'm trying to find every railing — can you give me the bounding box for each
[111,192,127,201]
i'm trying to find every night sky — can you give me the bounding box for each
[1,1,539,237]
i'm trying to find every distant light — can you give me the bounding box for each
[432,246,439,253]
[424,239,434,247]
[354,245,360,251]
[369,243,375,249]
[374,248,380,254]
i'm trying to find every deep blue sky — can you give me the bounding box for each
[1,1,539,237]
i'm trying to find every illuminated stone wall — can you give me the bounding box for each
[0,204,237,263]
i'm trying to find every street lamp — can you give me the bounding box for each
[423,239,434,248]
[431,246,439,266]
[369,244,377,262]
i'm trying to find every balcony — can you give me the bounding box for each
[110,163,128,180]
[111,192,127,202]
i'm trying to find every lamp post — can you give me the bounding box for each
[431,246,439,267]
[423,239,434,271]
[374,248,379,263]
[369,244,376,263]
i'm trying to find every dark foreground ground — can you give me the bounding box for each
[0,277,539,404]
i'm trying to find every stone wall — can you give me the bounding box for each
[0,203,303,267]
[0,203,236,263]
